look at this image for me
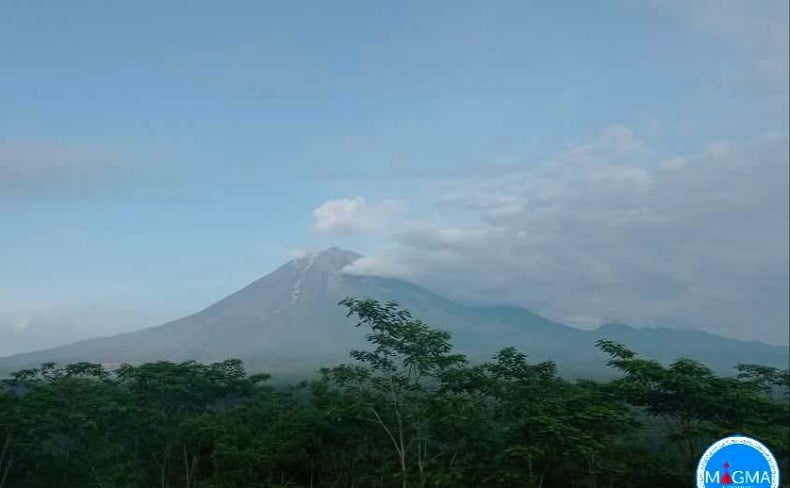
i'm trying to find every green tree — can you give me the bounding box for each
[114,359,268,488]
[0,387,15,488]
[314,298,466,488]
[597,339,790,480]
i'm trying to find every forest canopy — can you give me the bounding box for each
[0,298,787,488]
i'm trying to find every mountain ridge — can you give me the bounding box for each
[1,248,787,378]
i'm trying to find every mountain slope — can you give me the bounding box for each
[1,247,787,378]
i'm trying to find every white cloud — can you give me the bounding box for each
[312,196,404,235]
[350,128,790,345]
[286,248,314,259]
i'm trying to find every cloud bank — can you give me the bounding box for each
[339,128,789,345]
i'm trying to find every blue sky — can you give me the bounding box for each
[2,0,788,354]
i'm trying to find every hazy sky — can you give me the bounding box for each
[2,0,788,355]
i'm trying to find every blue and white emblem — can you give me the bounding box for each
[696,435,780,487]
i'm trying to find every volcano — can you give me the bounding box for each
[1,248,787,378]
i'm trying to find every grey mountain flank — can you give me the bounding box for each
[1,247,787,378]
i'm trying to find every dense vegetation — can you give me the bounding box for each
[0,298,787,488]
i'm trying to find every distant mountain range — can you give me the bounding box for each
[1,247,787,379]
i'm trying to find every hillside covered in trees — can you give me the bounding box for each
[0,298,787,488]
